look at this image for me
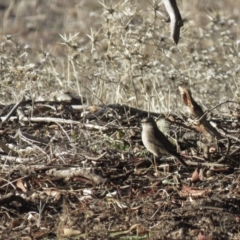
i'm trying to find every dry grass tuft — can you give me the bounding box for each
[0,0,239,112]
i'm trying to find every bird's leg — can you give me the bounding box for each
[153,155,158,173]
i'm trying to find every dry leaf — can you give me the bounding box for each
[191,168,199,182]
[198,230,213,240]
[16,180,27,193]
[180,185,211,198]
[63,228,81,237]
[199,168,204,181]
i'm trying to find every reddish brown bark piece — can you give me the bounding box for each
[179,87,222,139]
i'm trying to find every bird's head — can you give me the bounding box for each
[141,117,157,129]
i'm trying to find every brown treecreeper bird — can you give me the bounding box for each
[141,117,188,167]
